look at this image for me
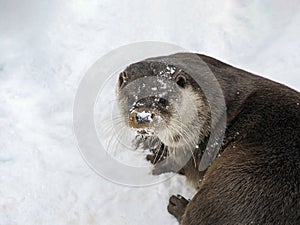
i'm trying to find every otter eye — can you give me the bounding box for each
[119,72,127,87]
[158,98,168,106]
[176,75,186,88]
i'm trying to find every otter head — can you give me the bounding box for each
[116,60,210,150]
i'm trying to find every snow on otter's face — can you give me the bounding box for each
[136,111,153,123]
[116,63,201,148]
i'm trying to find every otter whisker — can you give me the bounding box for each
[106,125,129,155]
[167,119,198,167]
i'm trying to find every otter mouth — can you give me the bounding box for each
[135,128,155,136]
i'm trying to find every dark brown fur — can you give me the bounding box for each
[120,53,300,224]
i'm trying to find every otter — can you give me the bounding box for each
[116,53,300,225]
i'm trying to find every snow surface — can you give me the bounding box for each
[1,0,300,224]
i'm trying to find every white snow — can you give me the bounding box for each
[1,0,300,225]
[137,111,153,122]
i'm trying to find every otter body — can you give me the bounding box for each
[117,53,300,225]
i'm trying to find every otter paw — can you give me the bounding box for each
[167,195,189,222]
[146,150,167,165]
[145,142,168,165]
[146,154,161,164]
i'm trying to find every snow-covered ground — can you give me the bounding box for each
[1,0,300,224]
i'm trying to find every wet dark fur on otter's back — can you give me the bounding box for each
[176,54,300,225]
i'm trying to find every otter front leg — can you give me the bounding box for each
[167,195,189,223]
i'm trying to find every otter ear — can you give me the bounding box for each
[176,75,187,88]
[118,72,127,88]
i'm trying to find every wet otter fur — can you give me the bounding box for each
[117,53,300,225]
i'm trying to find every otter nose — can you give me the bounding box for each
[129,110,156,128]
[136,111,154,124]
